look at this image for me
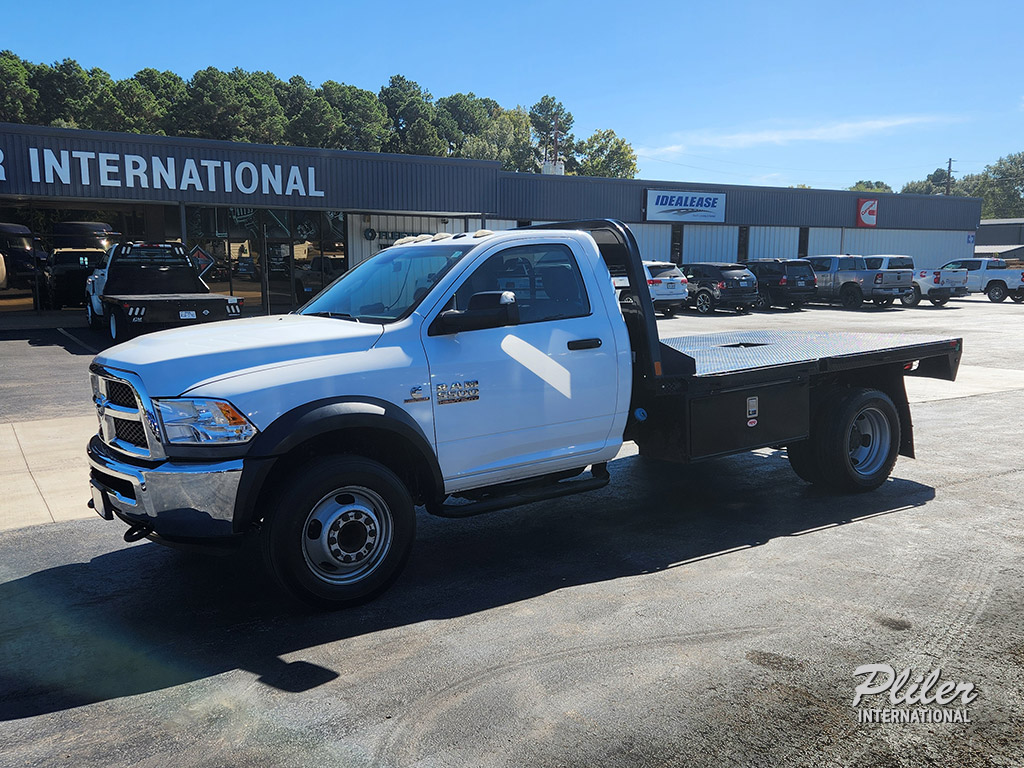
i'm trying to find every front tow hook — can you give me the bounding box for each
[124,524,153,543]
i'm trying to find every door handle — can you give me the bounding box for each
[567,338,602,350]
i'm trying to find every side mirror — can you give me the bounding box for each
[431,291,519,335]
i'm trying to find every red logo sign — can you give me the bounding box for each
[189,245,215,276]
[857,198,878,228]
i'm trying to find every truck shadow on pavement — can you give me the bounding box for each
[0,449,935,721]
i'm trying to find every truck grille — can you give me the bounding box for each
[90,365,162,459]
[113,417,147,448]
[105,380,137,408]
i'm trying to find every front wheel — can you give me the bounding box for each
[86,299,103,329]
[816,388,901,492]
[661,305,675,318]
[929,296,949,307]
[695,290,715,315]
[1011,292,1024,304]
[987,282,1008,302]
[262,456,416,608]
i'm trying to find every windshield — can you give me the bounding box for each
[300,243,472,323]
[5,236,33,251]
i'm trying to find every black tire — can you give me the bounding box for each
[695,290,715,315]
[929,296,949,307]
[787,439,824,484]
[736,304,750,314]
[840,284,863,309]
[987,282,1008,302]
[873,297,895,307]
[754,288,771,310]
[790,300,804,310]
[86,299,103,329]
[900,285,921,307]
[661,305,675,318]
[815,388,900,492]
[1011,293,1024,304]
[261,456,416,608]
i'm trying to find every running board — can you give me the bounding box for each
[434,463,610,519]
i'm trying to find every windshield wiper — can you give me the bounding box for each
[305,311,361,322]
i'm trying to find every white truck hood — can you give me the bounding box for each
[93,314,384,397]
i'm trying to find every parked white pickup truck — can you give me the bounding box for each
[86,220,962,607]
[862,256,969,307]
[939,257,1024,303]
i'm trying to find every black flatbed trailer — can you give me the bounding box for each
[530,219,962,488]
[93,242,243,341]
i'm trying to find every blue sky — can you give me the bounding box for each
[7,0,1022,190]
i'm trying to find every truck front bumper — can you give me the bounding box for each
[87,435,243,540]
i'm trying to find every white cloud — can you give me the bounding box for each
[640,115,956,156]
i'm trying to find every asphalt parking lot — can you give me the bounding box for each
[1,296,1023,767]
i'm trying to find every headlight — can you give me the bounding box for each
[153,398,257,445]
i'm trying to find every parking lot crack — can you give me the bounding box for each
[10,423,56,524]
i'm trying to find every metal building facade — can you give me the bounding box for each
[0,121,983,275]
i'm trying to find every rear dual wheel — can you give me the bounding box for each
[787,388,900,492]
[929,297,950,307]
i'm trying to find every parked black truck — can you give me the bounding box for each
[85,242,243,341]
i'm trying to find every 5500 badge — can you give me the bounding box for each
[436,381,479,405]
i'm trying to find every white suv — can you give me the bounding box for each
[613,260,689,316]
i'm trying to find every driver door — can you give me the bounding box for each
[421,238,620,490]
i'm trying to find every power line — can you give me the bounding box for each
[636,151,942,175]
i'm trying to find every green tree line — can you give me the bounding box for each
[0,51,638,179]
[846,155,1024,218]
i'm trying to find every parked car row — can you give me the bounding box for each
[617,253,1021,317]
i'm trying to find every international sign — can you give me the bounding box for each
[646,190,726,223]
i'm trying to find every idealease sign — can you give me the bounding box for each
[646,189,727,223]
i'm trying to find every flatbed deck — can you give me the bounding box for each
[660,330,960,377]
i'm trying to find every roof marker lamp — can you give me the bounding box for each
[154,398,257,445]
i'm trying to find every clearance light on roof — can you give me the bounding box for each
[432,232,453,241]
[473,229,494,238]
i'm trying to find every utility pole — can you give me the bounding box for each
[946,157,954,195]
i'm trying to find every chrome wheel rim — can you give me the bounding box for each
[301,485,394,585]
[696,293,712,312]
[847,406,891,477]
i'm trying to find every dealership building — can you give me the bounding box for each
[0,122,982,313]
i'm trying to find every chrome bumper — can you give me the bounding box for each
[88,435,243,538]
